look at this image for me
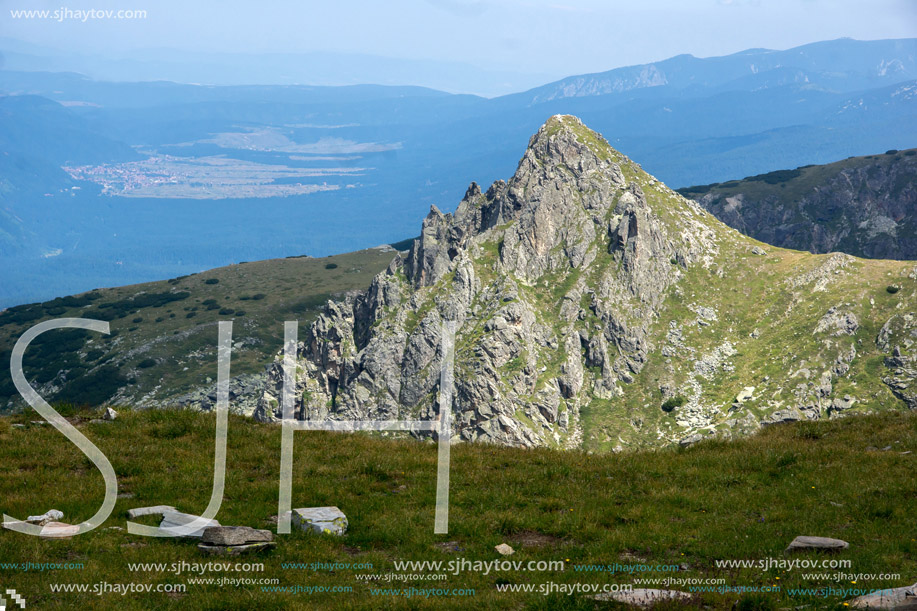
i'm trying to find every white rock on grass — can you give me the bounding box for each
[847,583,917,609]
[158,511,220,538]
[785,535,849,552]
[736,387,755,402]
[103,408,118,421]
[126,505,177,519]
[290,507,348,536]
[27,510,64,526]
[495,543,514,556]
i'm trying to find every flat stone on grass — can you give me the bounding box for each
[127,505,177,519]
[202,526,273,546]
[290,507,348,536]
[785,535,849,552]
[40,522,80,538]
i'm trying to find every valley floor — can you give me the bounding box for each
[0,408,915,609]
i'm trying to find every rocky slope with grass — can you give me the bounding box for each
[252,115,917,451]
[678,148,917,260]
[0,248,397,414]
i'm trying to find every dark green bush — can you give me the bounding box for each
[661,395,687,412]
[745,168,802,184]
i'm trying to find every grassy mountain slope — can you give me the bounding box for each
[0,408,915,609]
[677,148,917,259]
[0,248,397,413]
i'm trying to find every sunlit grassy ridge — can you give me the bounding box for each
[0,408,915,609]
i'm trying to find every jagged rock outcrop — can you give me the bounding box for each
[252,116,917,451]
[877,313,917,410]
[681,149,917,260]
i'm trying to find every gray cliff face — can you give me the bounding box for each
[685,150,917,260]
[252,116,917,451]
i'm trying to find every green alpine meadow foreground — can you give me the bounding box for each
[0,408,916,609]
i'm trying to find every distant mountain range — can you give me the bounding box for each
[0,36,556,97]
[518,38,917,102]
[0,37,915,307]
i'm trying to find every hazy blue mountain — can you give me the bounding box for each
[0,37,915,307]
[515,38,917,103]
[0,69,477,108]
[0,37,556,97]
[0,94,139,165]
[0,94,143,261]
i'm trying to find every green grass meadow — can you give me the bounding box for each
[1,408,915,609]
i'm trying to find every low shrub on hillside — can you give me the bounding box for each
[661,395,687,412]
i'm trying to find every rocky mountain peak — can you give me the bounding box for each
[256,116,706,444]
[405,115,650,289]
[524,114,609,167]
[252,116,917,453]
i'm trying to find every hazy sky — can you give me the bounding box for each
[2,0,916,76]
